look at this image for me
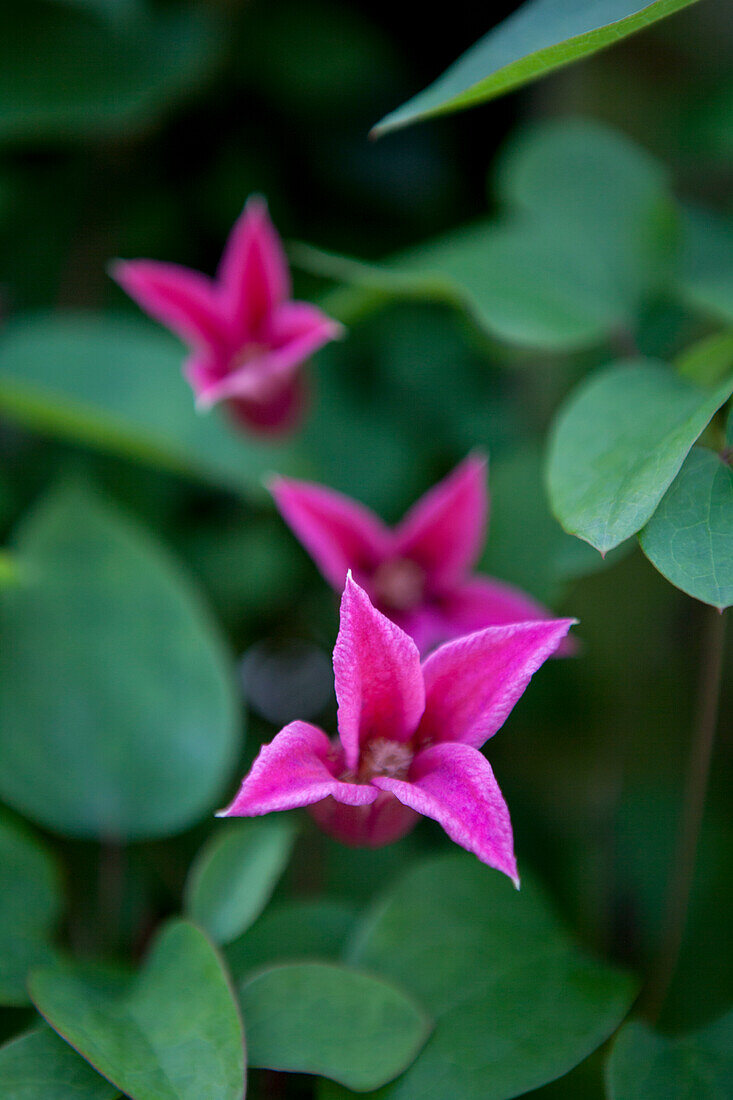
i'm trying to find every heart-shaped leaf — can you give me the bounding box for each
[30,919,246,1100]
[639,446,733,609]
[547,360,733,554]
[185,818,298,945]
[240,962,430,1092]
[348,853,637,1100]
[606,1011,733,1098]
[0,1025,120,1099]
[0,814,63,1005]
[373,0,701,135]
[0,484,241,839]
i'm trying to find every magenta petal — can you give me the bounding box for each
[394,453,488,587]
[217,197,291,339]
[309,790,420,848]
[334,575,425,771]
[441,576,557,632]
[270,479,392,591]
[268,301,344,361]
[419,618,576,749]
[374,742,518,883]
[227,372,308,436]
[111,260,226,351]
[219,721,377,817]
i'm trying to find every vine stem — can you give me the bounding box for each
[642,605,727,1022]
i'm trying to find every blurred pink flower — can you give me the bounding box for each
[271,453,564,652]
[111,197,343,434]
[220,574,575,882]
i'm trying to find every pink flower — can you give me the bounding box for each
[220,574,575,883]
[271,453,564,653]
[110,197,343,434]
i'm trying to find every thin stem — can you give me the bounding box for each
[642,606,727,1022]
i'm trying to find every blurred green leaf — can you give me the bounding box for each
[0,814,63,1005]
[678,207,733,326]
[606,1011,733,1098]
[0,1,223,146]
[639,446,733,609]
[226,899,358,982]
[676,331,733,388]
[348,853,637,1100]
[0,313,309,498]
[0,484,240,839]
[0,1025,120,1099]
[185,818,298,946]
[547,360,733,554]
[240,962,430,1091]
[298,120,674,351]
[30,920,245,1100]
[373,0,701,135]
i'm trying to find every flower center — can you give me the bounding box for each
[231,341,268,372]
[372,557,425,612]
[356,738,413,783]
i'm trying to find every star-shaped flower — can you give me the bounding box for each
[220,574,575,883]
[271,453,562,653]
[111,197,343,434]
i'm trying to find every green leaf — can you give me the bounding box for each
[0,1025,120,1099]
[0,484,240,839]
[676,331,733,388]
[298,120,673,352]
[547,360,733,554]
[0,814,63,1005]
[678,206,733,326]
[185,818,298,946]
[373,0,702,135]
[639,447,733,609]
[348,853,637,1100]
[30,919,245,1100]
[0,313,308,498]
[226,899,358,983]
[606,1011,733,1098]
[0,2,223,145]
[240,962,430,1092]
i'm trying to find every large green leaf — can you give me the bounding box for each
[0,814,63,1005]
[298,120,674,352]
[373,0,702,135]
[0,1,222,145]
[348,853,637,1100]
[547,360,733,554]
[225,899,358,982]
[0,1026,120,1100]
[678,207,733,326]
[30,920,245,1100]
[0,484,240,839]
[606,1011,733,1098]
[185,818,298,945]
[240,962,430,1092]
[639,447,733,609]
[0,313,308,497]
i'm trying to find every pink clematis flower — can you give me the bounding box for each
[220,574,575,883]
[271,452,563,653]
[110,197,343,434]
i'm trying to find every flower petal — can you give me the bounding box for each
[418,618,576,749]
[226,373,308,436]
[441,577,577,657]
[334,575,425,771]
[219,721,378,817]
[268,300,344,360]
[373,742,518,883]
[270,479,392,591]
[110,260,226,351]
[217,197,291,339]
[394,453,488,587]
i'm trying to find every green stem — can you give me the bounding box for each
[643,606,727,1022]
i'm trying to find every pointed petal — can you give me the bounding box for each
[219,721,378,817]
[334,575,425,771]
[373,742,518,883]
[217,197,291,338]
[111,260,226,351]
[226,373,308,436]
[270,479,392,591]
[394,453,488,587]
[418,618,576,749]
[268,300,344,360]
[441,577,577,657]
